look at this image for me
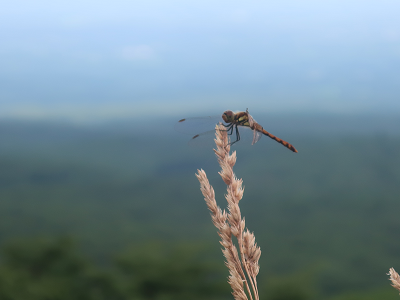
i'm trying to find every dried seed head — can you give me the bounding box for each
[228,268,248,300]
[197,119,260,300]
[389,268,400,293]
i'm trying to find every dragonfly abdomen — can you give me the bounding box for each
[261,128,298,153]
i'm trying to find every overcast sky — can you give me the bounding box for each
[1,1,400,120]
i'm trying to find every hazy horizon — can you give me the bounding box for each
[1,1,400,120]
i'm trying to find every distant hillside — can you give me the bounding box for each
[1,118,400,299]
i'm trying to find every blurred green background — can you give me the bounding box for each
[1,116,400,299]
[2,1,400,299]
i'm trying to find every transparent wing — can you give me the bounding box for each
[245,114,263,145]
[187,129,222,148]
[174,115,224,135]
[176,113,265,147]
[251,129,263,145]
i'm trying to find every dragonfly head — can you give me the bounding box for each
[222,110,234,123]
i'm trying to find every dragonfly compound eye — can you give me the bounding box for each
[222,110,234,123]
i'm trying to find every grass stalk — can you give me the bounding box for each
[196,124,261,300]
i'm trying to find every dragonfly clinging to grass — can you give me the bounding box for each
[176,109,298,153]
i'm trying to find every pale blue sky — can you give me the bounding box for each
[1,1,400,120]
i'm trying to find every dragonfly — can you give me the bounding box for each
[177,109,298,153]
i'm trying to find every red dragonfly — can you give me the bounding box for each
[177,109,298,153]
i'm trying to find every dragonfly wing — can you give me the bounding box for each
[245,113,263,145]
[174,115,223,135]
[252,129,263,145]
[187,128,229,147]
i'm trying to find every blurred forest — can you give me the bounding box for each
[0,115,400,300]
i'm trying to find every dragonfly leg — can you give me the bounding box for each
[225,124,234,135]
[229,125,241,145]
